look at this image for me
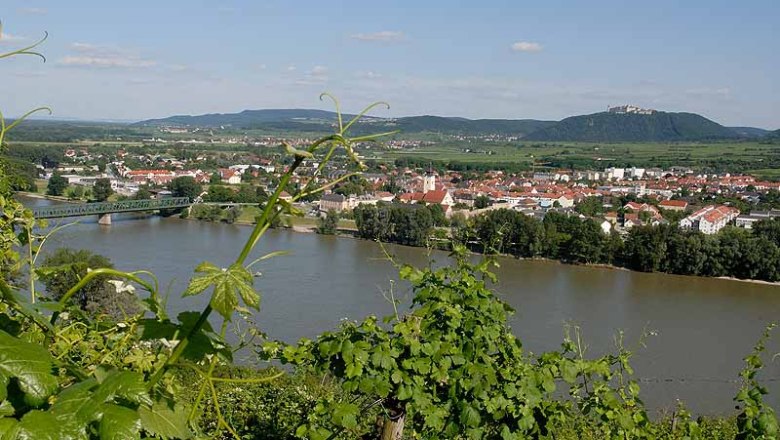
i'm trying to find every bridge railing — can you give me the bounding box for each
[31,197,191,219]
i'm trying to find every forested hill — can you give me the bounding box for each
[135,109,555,136]
[523,111,740,142]
[728,126,770,138]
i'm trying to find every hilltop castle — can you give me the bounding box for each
[608,105,656,115]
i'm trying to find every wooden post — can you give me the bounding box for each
[379,403,405,440]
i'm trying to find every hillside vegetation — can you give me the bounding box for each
[728,126,771,138]
[136,109,555,136]
[524,111,740,142]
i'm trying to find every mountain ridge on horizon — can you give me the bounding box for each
[134,109,558,137]
[134,107,776,142]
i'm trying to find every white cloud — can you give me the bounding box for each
[59,56,157,68]
[0,32,27,44]
[71,42,99,52]
[286,65,297,72]
[356,71,382,79]
[310,65,328,76]
[59,43,157,69]
[18,7,48,15]
[295,66,329,86]
[350,31,406,42]
[511,41,543,52]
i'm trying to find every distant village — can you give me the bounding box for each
[46,141,780,236]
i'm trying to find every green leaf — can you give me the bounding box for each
[371,350,395,370]
[182,263,260,320]
[182,262,220,297]
[460,404,481,428]
[99,404,141,440]
[49,379,100,424]
[9,410,86,440]
[560,359,578,384]
[138,401,192,439]
[0,330,58,407]
[139,316,229,363]
[0,418,17,436]
[0,372,7,402]
[0,401,14,417]
[331,403,359,429]
[94,371,151,406]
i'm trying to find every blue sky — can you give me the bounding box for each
[1,0,778,128]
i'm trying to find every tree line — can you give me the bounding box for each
[354,205,780,282]
[464,209,780,282]
[353,203,448,247]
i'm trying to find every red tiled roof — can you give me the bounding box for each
[659,200,688,208]
[421,190,448,204]
[399,192,424,202]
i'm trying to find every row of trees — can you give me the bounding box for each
[460,209,780,282]
[351,202,780,282]
[353,203,448,247]
[202,184,268,204]
[46,174,113,201]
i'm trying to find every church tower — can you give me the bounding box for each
[423,171,436,193]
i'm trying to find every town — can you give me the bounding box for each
[33,140,780,237]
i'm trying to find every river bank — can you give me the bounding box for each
[15,191,77,203]
[178,209,780,287]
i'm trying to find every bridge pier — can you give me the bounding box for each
[98,213,112,225]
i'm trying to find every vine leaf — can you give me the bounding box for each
[139,313,231,362]
[138,401,192,439]
[4,410,80,440]
[0,418,17,436]
[0,330,58,407]
[99,404,141,440]
[331,402,359,429]
[183,262,260,320]
[92,371,151,406]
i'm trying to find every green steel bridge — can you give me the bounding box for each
[31,197,192,219]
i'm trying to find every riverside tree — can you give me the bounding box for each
[317,209,339,235]
[169,176,202,200]
[92,177,113,201]
[46,172,67,196]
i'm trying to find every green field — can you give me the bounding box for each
[366,140,780,175]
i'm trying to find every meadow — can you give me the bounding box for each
[368,139,780,176]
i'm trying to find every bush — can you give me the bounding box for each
[317,210,339,235]
[38,248,141,319]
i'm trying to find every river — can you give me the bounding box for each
[19,196,780,414]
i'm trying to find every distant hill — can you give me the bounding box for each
[767,129,780,138]
[524,111,740,142]
[388,115,555,136]
[728,126,771,138]
[4,119,149,143]
[136,109,555,136]
[136,109,342,130]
